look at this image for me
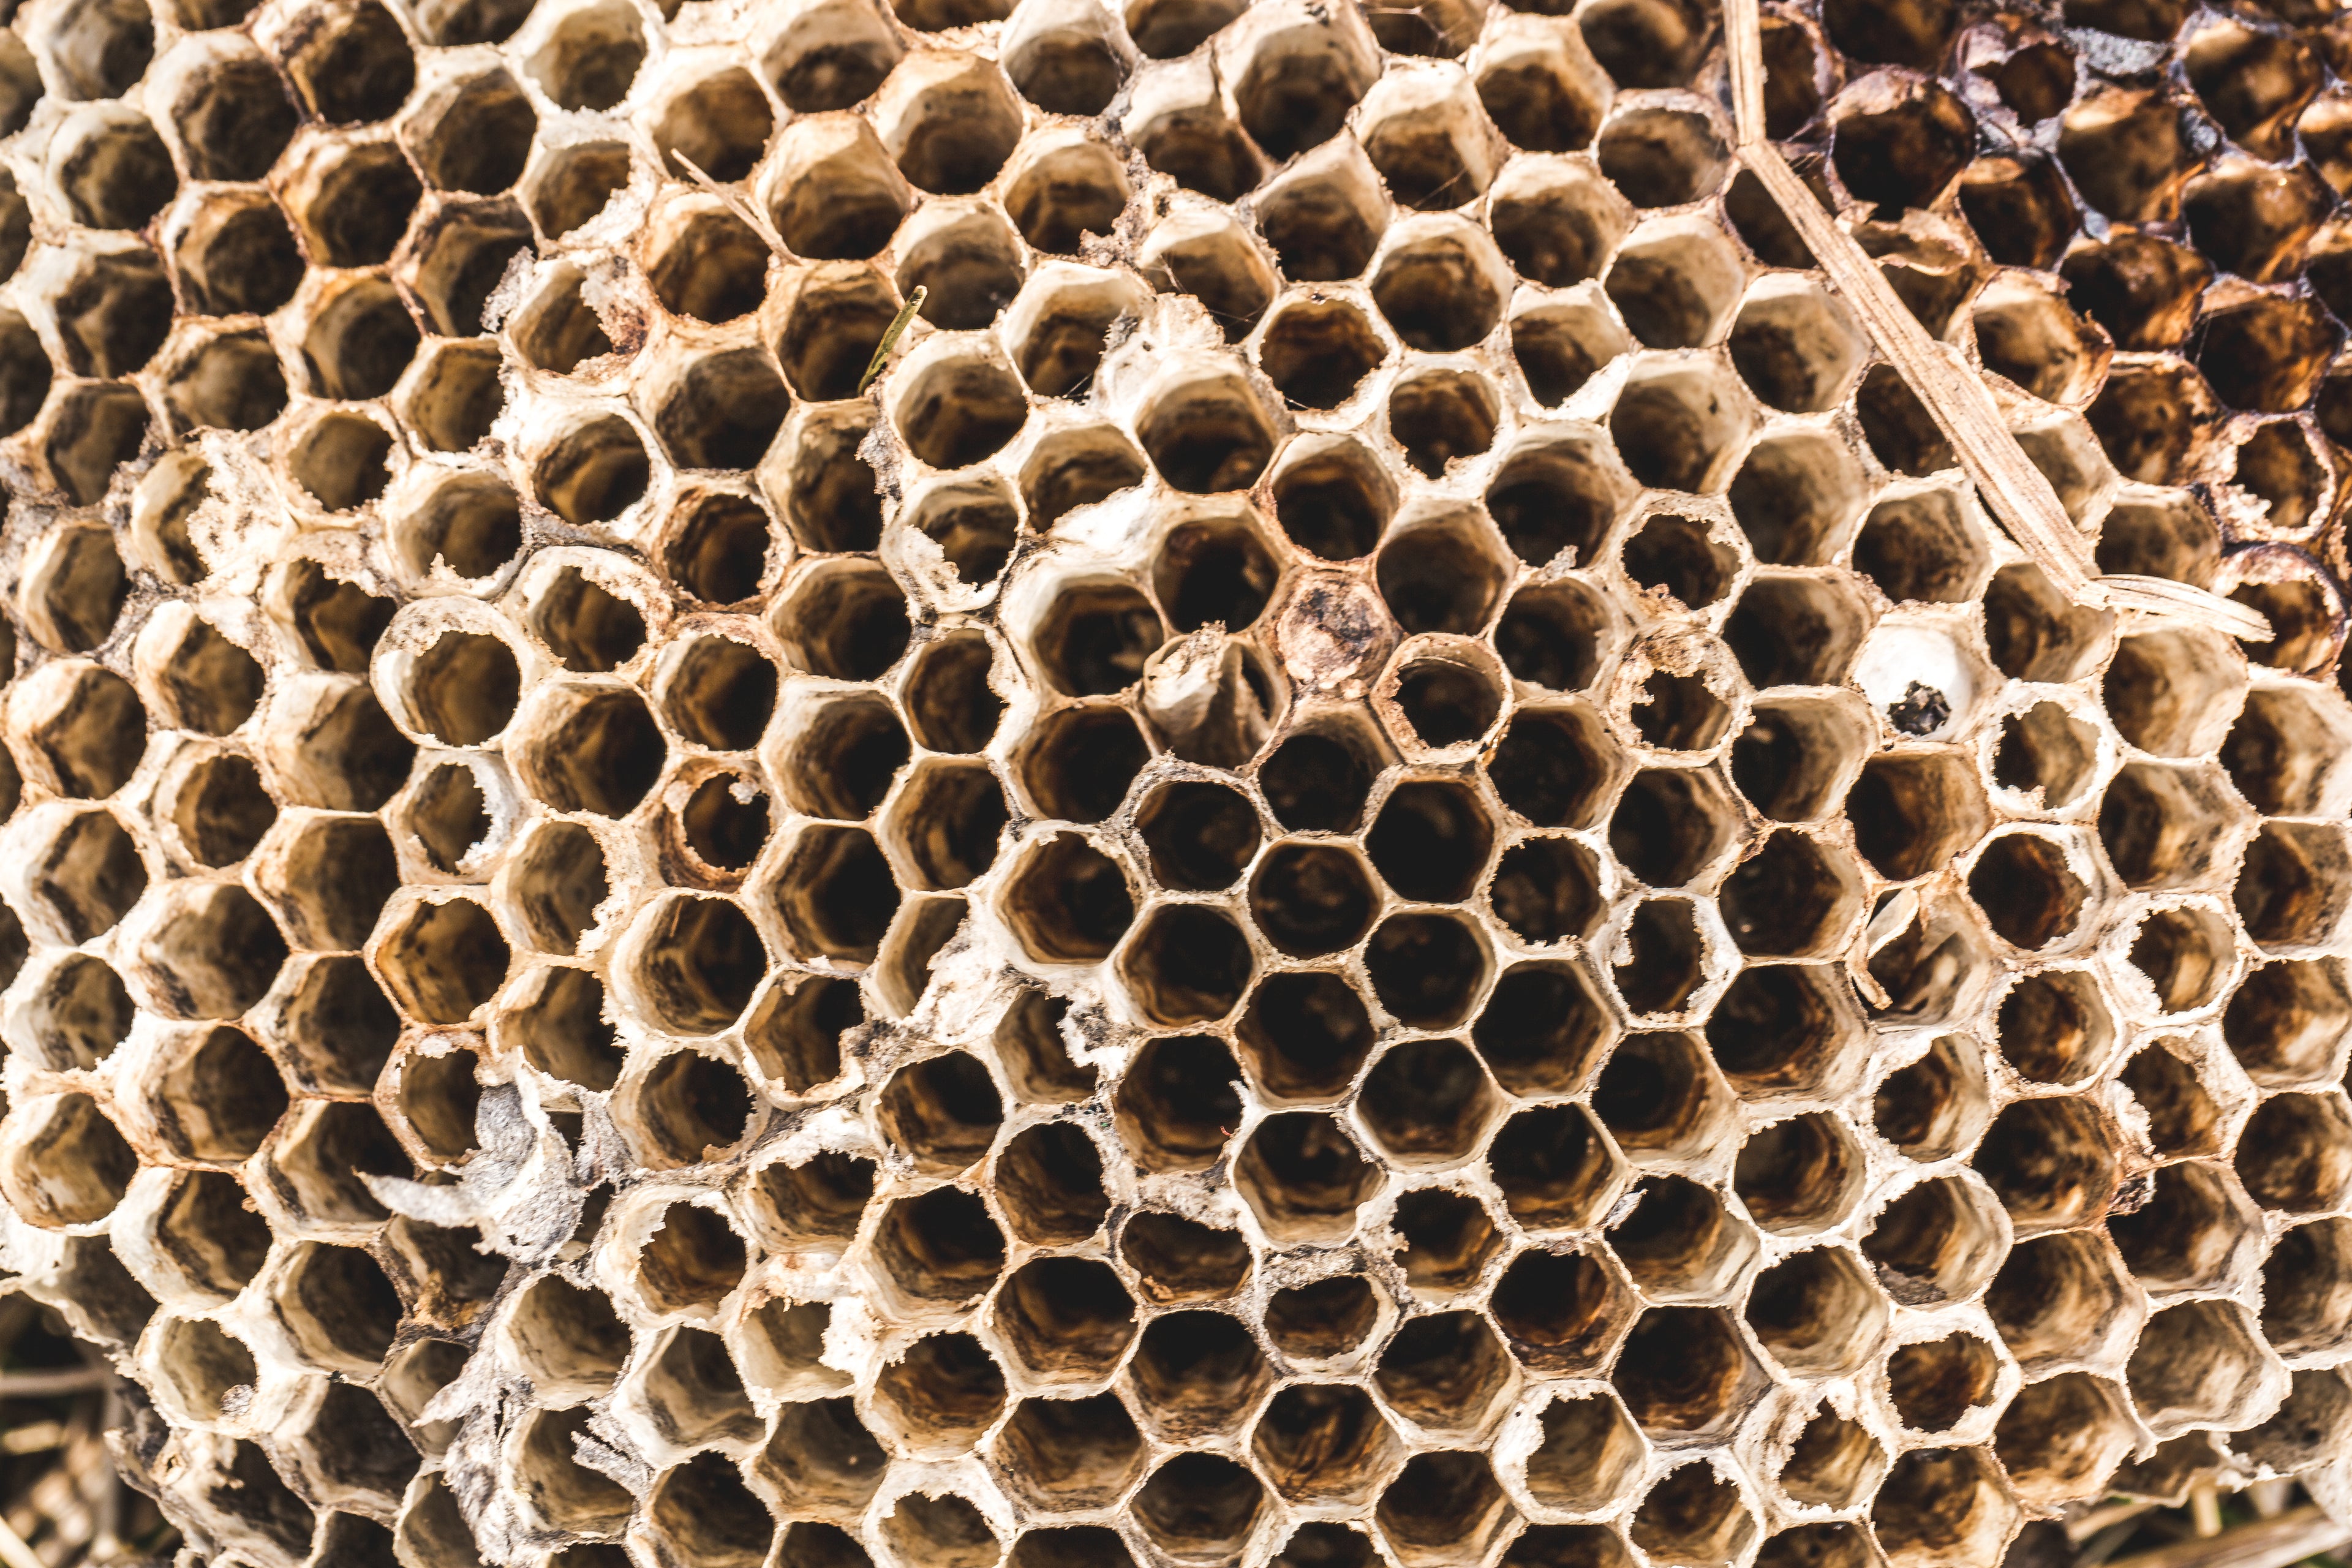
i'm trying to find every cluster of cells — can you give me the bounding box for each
[0,0,2344,1556]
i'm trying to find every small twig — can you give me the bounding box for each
[2103,1506,2350,1568]
[670,151,790,259]
[2193,1483,2226,1539]
[2074,1501,2163,1544]
[0,1512,41,1568]
[858,287,929,394]
[1717,0,2269,646]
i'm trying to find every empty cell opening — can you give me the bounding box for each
[901,634,1000,753]
[1613,1310,1755,1442]
[1969,834,2089,951]
[404,341,505,454]
[2237,822,2352,947]
[1491,170,1626,291]
[1735,1113,1858,1233]
[286,415,393,520]
[1122,1212,1250,1303]
[1115,1033,1242,1171]
[1888,1334,1999,1433]
[1017,429,1145,534]
[995,1123,1108,1245]
[1874,1036,1988,1162]
[55,249,170,382]
[1364,910,1483,1026]
[1254,1382,1396,1504]
[1389,369,1497,478]
[1373,230,1502,353]
[409,70,535,195]
[2238,1092,2352,1212]
[377,897,506,1024]
[2126,1299,2271,1433]
[775,266,895,398]
[1123,904,1253,1025]
[151,1027,286,1163]
[2109,1159,2252,1290]
[1489,1250,1616,1376]
[1746,1246,1882,1375]
[1491,441,1627,569]
[401,630,521,748]
[1845,753,1989,883]
[1624,513,1735,608]
[287,141,420,268]
[0,309,48,443]
[1248,843,1377,957]
[894,354,1027,470]
[1976,1096,2117,1232]
[1721,831,1855,959]
[652,68,774,183]
[517,1406,633,1532]
[26,808,144,944]
[1610,767,1732,888]
[52,111,176,232]
[6,1093,133,1227]
[514,686,661,821]
[876,1050,1003,1176]
[1134,1455,1264,1562]
[1479,29,1605,143]
[1259,299,1386,411]
[1487,707,1611,830]
[659,494,771,609]
[1373,1312,1510,1437]
[532,415,651,527]
[872,1186,1005,1313]
[1139,372,1276,493]
[1610,1173,1748,1297]
[761,1398,888,1518]
[1138,209,1271,337]
[530,0,646,110]
[379,167,532,323]
[1018,704,1148,823]
[632,894,767,1036]
[1005,9,1125,115]
[1780,1411,1883,1510]
[506,1272,629,1395]
[1368,778,1494,902]
[2260,1218,2352,1355]
[1473,964,1607,1095]
[1001,139,1129,256]
[1493,835,1604,945]
[997,1396,1145,1512]
[1124,0,1245,53]
[279,1240,402,1367]
[907,481,1020,586]
[874,1333,1008,1454]
[1003,832,1132,963]
[635,1049,753,1166]
[268,952,397,1093]
[1707,963,1858,1095]
[1270,437,1393,560]
[2223,959,2352,1088]
[992,1256,1135,1378]
[750,1150,874,1249]
[886,61,1022,194]
[1989,704,2098,816]
[1489,1104,1617,1229]
[1133,102,1262,203]
[153,1168,270,1300]
[1512,300,1627,407]
[890,761,1005,889]
[1996,968,2113,1087]
[1390,652,1502,751]
[1611,363,1750,492]
[530,141,633,239]
[649,1452,773,1566]
[513,270,616,375]
[172,191,303,319]
[654,350,790,471]
[1258,726,1379,834]
[776,827,903,963]
[269,813,398,949]
[1378,1452,1513,1567]
[1862,1175,1999,1305]
[163,330,288,435]
[1137,780,1259,892]
[1235,971,1375,1101]
[778,562,910,684]
[1256,162,1385,284]
[1629,669,1730,752]
[2123,908,2231,1015]
[1599,114,1727,218]
[637,1201,747,1313]
[771,123,911,260]
[398,477,524,589]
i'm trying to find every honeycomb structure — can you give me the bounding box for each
[0,0,2348,1556]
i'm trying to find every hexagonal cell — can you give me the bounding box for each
[1375,1450,1514,1568]
[1610,1306,1761,1444]
[513,1405,634,1534]
[1869,1447,2016,1568]
[758,1398,888,1521]
[1131,1453,1264,1565]
[993,1392,1145,1512]
[2126,1297,2277,1438]
[1490,1104,1619,1232]
[1361,1039,1499,1169]
[1129,1310,1270,1438]
[503,1272,630,1399]
[1860,1172,2007,1306]
[1605,222,1741,352]
[1779,1408,1886,1509]
[1975,1096,2117,1235]
[633,1200,748,1316]
[1122,1210,1250,1303]
[1387,368,1498,480]
[1246,843,1376,960]
[1267,1275,1382,1363]
[2236,1091,2352,1213]
[1611,360,1754,494]
[271,1240,403,1372]
[1237,1112,1382,1243]
[1389,1188,1504,1296]
[1253,1382,1399,1506]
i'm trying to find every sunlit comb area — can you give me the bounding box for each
[0,0,2342,1561]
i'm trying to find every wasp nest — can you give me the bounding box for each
[0,0,2347,1558]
